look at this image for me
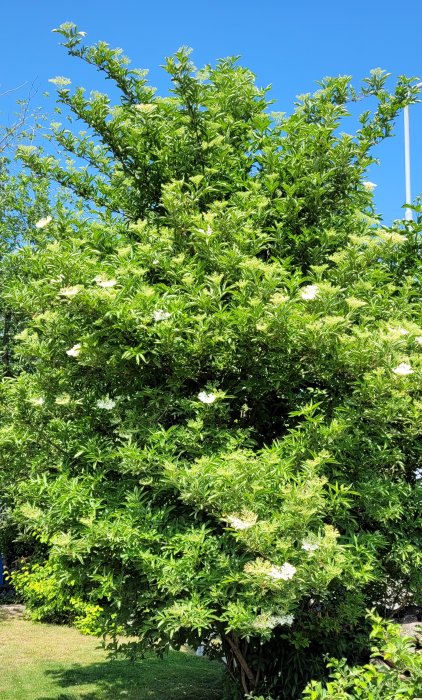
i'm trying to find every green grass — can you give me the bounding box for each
[0,607,223,699]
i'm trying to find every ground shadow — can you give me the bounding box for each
[39,696,99,700]
[36,656,223,700]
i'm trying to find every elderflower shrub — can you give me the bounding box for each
[1,24,422,700]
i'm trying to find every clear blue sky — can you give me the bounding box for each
[2,0,422,224]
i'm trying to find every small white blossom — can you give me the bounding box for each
[300,285,319,301]
[96,397,116,410]
[58,286,81,297]
[66,343,81,358]
[271,613,295,627]
[253,612,294,631]
[48,76,72,86]
[382,232,407,244]
[414,467,422,480]
[387,326,409,336]
[198,391,217,404]
[270,292,289,305]
[153,309,171,322]
[301,541,319,552]
[35,216,52,229]
[94,276,117,288]
[152,259,159,265]
[267,562,296,581]
[363,181,377,191]
[134,103,157,113]
[392,362,414,376]
[226,514,257,530]
[29,397,44,406]
[415,337,422,346]
[78,31,87,37]
[252,615,271,631]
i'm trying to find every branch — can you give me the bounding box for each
[0,81,29,98]
[224,634,256,691]
[0,81,38,153]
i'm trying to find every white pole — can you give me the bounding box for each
[404,83,422,221]
[404,104,412,221]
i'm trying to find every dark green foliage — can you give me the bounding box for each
[303,613,422,699]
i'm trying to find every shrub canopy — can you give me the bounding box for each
[2,23,422,698]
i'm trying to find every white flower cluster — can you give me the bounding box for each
[48,76,72,86]
[270,292,289,305]
[54,393,117,410]
[382,232,407,245]
[96,397,116,410]
[300,284,319,301]
[29,397,44,406]
[244,558,297,581]
[267,562,296,581]
[387,326,409,336]
[392,362,413,376]
[301,540,319,552]
[134,103,157,113]
[198,391,217,404]
[66,343,81,358]
[35,216,52,229]
[153,310,171,322]
[58,286,81,298]
[270,613,295,628]
[94,275,117,288]
[253,612,295,631]
[363,181,377,191]
[225,513,257,530]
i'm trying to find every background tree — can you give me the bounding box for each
[3,23,422,698]
[0,95,53,570]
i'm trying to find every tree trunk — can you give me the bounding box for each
[222,633,257,696]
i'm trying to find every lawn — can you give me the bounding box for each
[0,607,223,699]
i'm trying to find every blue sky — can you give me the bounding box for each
[2,0,422,223]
